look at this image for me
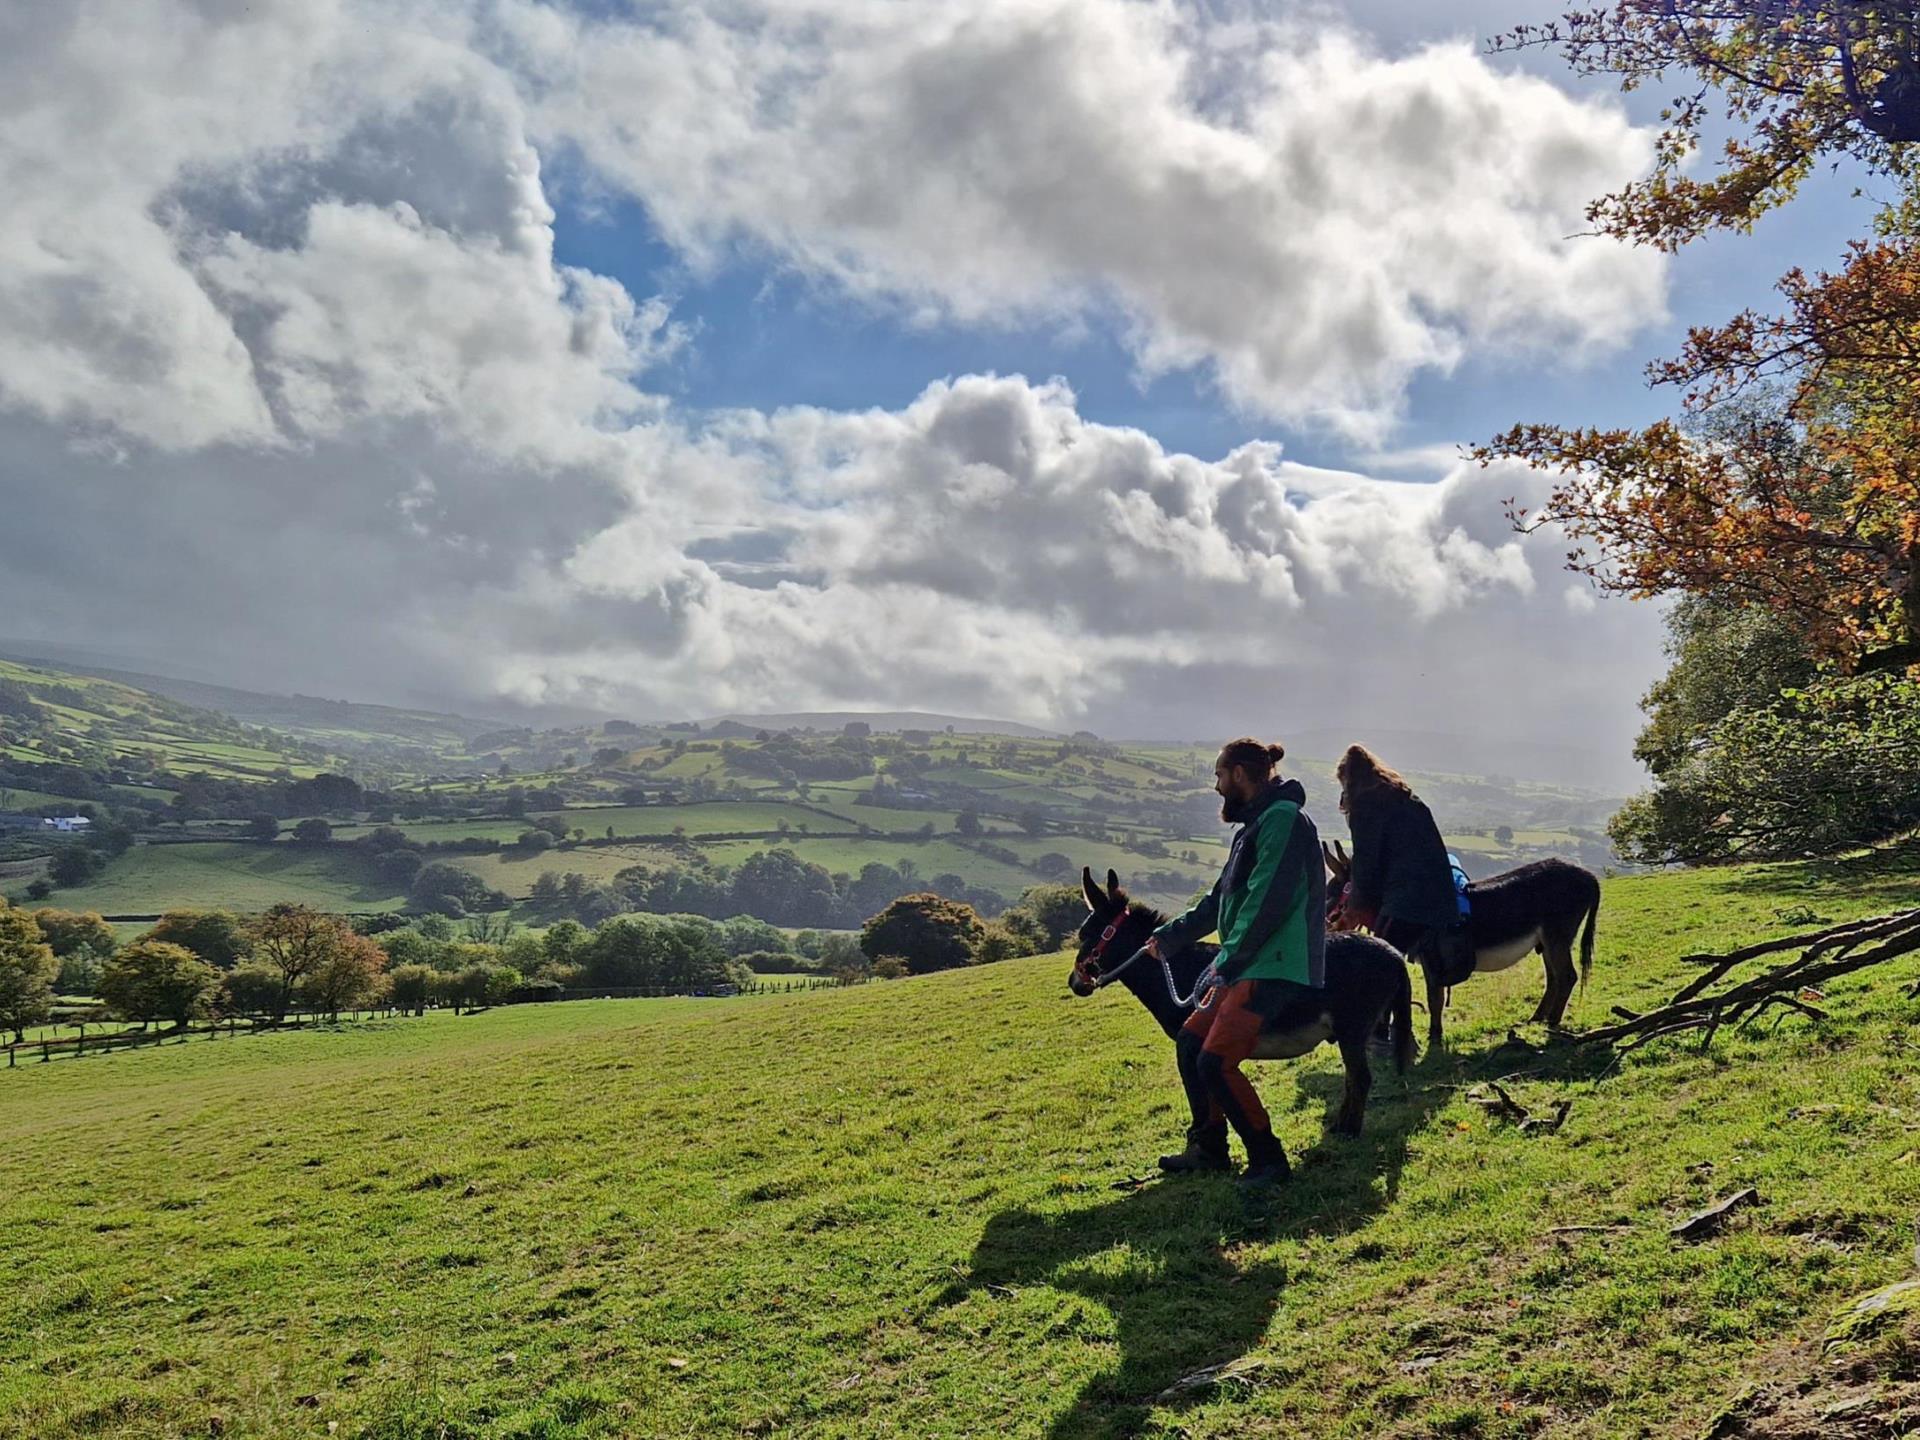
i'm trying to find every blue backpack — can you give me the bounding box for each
[1446,852,1472,922]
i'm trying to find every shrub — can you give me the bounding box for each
[409,863,508,916]
[971,922,1029,966]
[387,963,437,1015]
[373,848,424,887]
[47,845,104,888]
[859,894,985,975]
[221,963,284,1017]
[873,955,910,980]
[1004,885,1087,950]
[735,949,813,975]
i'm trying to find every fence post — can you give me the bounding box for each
[42,1041,49,1063]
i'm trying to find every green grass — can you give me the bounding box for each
[0,788,92,812]
[443,842,676,897]
[324,819,535,845]
[698,835,1042,891]
[5,843,404,914]
[5,851,1920,1436]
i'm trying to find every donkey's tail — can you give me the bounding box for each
[1391,957,1417,1074]
[1578,887,1600,993]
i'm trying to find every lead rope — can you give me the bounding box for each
[1159,952,1208,1008]
[1095,945,1208,1009]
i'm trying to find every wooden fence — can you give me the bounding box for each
[6,975,867,1069]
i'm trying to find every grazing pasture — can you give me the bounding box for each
[6,851,1920,1437]
[2,842,403,914]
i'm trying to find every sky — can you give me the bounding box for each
[0,0,1870,790]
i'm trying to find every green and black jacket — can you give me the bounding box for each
[1151,778,1326,988]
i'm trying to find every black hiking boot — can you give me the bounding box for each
[1237,1129,1291,1189]
[1158,1127,1231,1174]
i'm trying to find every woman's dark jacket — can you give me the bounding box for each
[1344,788,1457,933]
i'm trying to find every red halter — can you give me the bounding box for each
[1078,909,1131,984]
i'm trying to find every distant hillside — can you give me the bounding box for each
[0,656,328,798]
[709,710,1059,738]
[1278,725,1647,795]
[0,649,498,751]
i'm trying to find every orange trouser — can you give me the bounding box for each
[1177,978,1270,1138]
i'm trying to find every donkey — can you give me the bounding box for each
[1323,842,1600,1048]
[1067,867,1415,1140]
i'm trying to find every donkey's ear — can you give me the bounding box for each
[1082,866,1104,912]
[1321,840,1337,871]
[1106,868,1121,900]
[1335,839,1350,865]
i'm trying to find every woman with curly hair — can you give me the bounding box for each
[1334,745,1461,975]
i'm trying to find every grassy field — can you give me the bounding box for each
[443,842,678,898]
[4,843,404,914]
[6,849,1920,1437]
[324,820,537,845]
[695,836,1047,892]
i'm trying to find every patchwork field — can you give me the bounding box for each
[7,849,1920,1437]
[3,843,403,915]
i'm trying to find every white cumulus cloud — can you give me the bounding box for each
[507,0,1665,438]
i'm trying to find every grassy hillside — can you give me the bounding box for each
[0,657,328,785]
[6,850,1920,1438]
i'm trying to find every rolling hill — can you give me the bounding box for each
[707,710,1061,738]
[0,655,330,792]
[0,653,1631,924]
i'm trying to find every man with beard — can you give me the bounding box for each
[1143,737,1327,1186]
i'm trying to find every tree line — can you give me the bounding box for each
[0,881,1094,1044]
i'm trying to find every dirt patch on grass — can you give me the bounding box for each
[1705,1312,1920,1438]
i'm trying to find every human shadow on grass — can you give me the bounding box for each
[943,1067,1452,1440]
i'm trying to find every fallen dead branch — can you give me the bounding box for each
[1466,1081,1573,1135]
[1576,907,1920,1052]
[1671,1188,1760,1241]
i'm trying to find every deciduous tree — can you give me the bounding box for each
[97,940,220,1028]
[0,902,57,1042]
[30,908,116,959]
[250,905,361,1019]
[297,929,389,1017]
[146,909,251,970]
[1496,2,1920,248]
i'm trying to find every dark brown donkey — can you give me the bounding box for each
[1067,867,1415,1138]
[1323,842,1600,1046]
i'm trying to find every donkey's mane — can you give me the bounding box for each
[1117,893,1169,929]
